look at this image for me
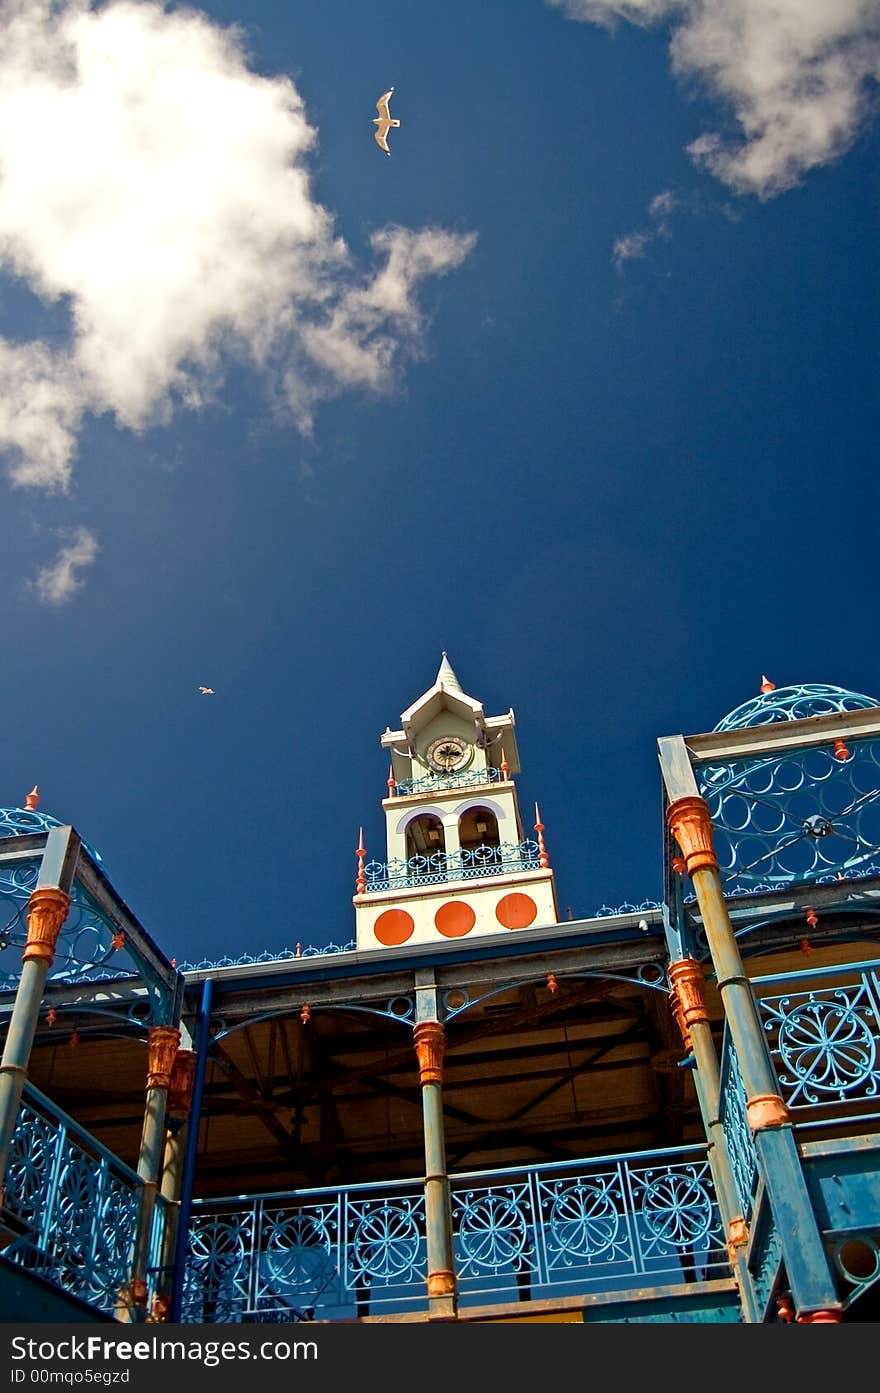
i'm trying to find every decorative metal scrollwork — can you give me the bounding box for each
[0,865,138,989]
[720,1039,758,1220]
[263,1210,337,1301]
[698,735,880,894]
[634,1169,714,1249]
[364,840,541,893]
[348,1199,424,1285]
[713,683,879,732]
[392,767,502,797]
[543,1176,621,1264]
[758,970,880,1107]
[184,1214,252,1321]
[455,1187,532,1273]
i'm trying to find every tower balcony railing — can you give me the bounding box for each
[182,1144,728,1322]
[390,766,503,797]
[363,839,541,893]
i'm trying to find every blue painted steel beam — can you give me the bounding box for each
[169,977,213,1323]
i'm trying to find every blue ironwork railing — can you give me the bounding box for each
[184,1145,728,1321]
[717,956,880,1220]
[718,1034,759,1222]
[391,767,503,797]
[176,941,356,973]
[754,958,880,1124]
[1,1084,162,1316]
[363,840,541,893]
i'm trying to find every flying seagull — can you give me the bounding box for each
[198,686,215,695]
[373,87,400,156]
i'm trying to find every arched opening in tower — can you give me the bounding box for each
[459,805,500,852]
[405,813,446,860]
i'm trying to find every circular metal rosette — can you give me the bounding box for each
[350,1202,422,1283]
[457,1191,529,1271]
[187,1215,250,1285]
[546,1179,621,1261]
[777,999,877,1097]
[638,1171,713,1248]
[263,1211,334,1295]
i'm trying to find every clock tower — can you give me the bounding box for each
[353,654,559,950]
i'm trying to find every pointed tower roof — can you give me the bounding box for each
[380,654,521,773]
[398,652,483,729]
[436,651,462,693]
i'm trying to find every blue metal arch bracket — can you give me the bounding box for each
[441,962,668,1024]
[208,994,417,1045]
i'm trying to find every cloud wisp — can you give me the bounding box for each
[0,1,476,496]
[548,0,880,197]
[32,527,100,605]
[612,189,676,268]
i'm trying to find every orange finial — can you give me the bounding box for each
[69,1029,80,1048]
[355,827,366,895]
[46,1007,57,1026]
[534,802,549,869]
[833,738,849,762]
[295,941,302,957]
[760,675,775,694]
[805,906,818,929]
[25,786,39,810]
[546,972,558,994]
[799,937,813,956]
[300,1003,311,1024]
[112,932,125,951]
[500,747,509,781]
[387,764,396,797]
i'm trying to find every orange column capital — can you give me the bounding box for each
[146,1026,181,1092]
[23,887,71,966]
[666,795,719,875]
[413,1020,446,1085]
[668,957,711,1050]
[166,1048,196,1117]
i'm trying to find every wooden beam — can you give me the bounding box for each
[209,1043,293,1152]
[241,1025,266,1096]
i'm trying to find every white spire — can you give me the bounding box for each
[436,651,462,692]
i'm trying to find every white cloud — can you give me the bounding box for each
[33,527,99,604]
[612,231,651,266]
[0,1,476,491]
[548,0,880,197]
[612,188,675,266]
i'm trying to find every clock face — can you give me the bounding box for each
[425,735,471,773]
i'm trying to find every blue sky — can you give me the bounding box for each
[0,0,878,964]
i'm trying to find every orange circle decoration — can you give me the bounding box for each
[373,908,415,947]
[434,901,476,938]
[495,893,538,930]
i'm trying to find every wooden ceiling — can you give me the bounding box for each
[23,970,695,1197]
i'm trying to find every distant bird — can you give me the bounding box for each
[198,686,215,695]
[373,87,400,155]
